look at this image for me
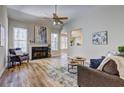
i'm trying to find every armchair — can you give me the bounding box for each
[8,48,29,67]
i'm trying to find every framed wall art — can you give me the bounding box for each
[0,24,5,46]
[34,25,47,45]
[92,31,108,45]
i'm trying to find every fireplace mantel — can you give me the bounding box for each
[30,44,48,47]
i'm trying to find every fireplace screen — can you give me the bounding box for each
[32,47,48,60]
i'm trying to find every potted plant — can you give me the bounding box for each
[118,46,124,52]
[70,37,75,46]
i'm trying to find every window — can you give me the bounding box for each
[61,35,68,49]
[70,29,83,46]
[51,33,58,51]
[13,27,27,52]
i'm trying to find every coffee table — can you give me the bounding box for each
[68,57,86,74]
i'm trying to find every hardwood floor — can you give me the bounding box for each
[0,55,69,87]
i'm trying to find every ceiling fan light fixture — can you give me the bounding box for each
[53,20,61,25]
[57,21,61,24]
[53,21,57,25]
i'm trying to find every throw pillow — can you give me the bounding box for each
[90,59,103,69]
[102,59,119,76]
[15,50,23,55]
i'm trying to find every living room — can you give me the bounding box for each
[1,3,124,89]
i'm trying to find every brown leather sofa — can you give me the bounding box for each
[77,61,124,87]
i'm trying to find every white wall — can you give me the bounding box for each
[8,19,63,56]
[0,6,8,76]
[64,6,124,61]
[8,19,35,52]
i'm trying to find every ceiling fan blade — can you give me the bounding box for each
[40,5,68,24]
[39,17,53,22]
[41,17,52,19]
[57,17,68,20]
[59,20,63,24]
[54,18,63,24]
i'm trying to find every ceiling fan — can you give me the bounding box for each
[42,5,68,25]
[53,5,68,24]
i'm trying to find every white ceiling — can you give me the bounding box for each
[7,5,96,23]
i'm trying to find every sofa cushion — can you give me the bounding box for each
[102,60,119,76]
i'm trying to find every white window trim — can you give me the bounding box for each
[51,33,59,51]
[13,27,28,52]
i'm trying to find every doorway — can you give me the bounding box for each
[60,32,68,56]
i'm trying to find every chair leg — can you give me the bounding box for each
[20,61,21,65]
[8,61,12,68]
[12,61,14,66]
[27,59,29,63]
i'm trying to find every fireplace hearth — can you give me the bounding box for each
[32,47,48,60]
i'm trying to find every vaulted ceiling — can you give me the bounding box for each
[7,5,95,23]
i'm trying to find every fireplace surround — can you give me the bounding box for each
[31,47,48,60]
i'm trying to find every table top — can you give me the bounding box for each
[69,57,86,61]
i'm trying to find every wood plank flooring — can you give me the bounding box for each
[0,56,68,87]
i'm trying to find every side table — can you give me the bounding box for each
[68,57,86,74]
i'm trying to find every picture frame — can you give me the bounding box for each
[0,24,5,46]
[34,25,47,45]
[92,31,108,45]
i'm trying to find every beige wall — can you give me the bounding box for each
[0,6,8,76]
[64,6,124,61]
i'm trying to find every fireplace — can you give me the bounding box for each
[32,47,48,60]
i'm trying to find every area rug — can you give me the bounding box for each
[44,60,78,87]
